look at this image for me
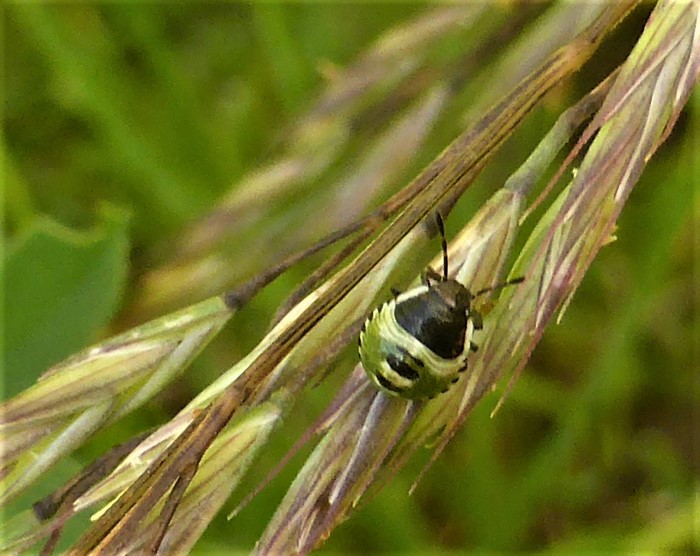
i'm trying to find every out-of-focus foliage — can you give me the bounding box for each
[3,3,696,553]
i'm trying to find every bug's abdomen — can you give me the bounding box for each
[359,293,473,400]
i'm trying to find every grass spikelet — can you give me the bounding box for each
[0,297,232,507]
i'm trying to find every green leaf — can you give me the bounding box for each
[4,206,130,397]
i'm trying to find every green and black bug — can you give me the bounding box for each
[358,214,523,400]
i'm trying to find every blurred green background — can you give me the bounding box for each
[3,3,697,553]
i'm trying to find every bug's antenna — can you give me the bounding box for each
[473,276,525,297]
[435,212,448,281]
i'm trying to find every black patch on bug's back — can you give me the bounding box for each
[375,373,405,394]
[394,288,468,359]
[386,353,420,381]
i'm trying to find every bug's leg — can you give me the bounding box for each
[421,267,442,286]
[471,310,483,331]
[390,287,402,297]
[470,341,479,352]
